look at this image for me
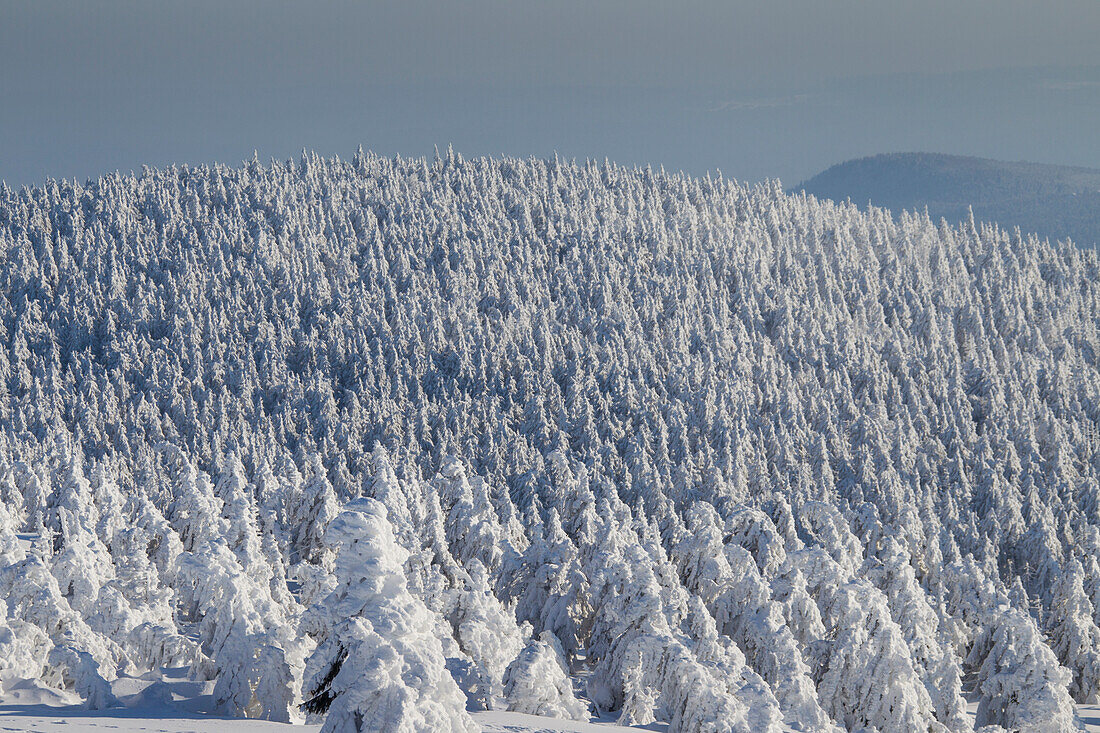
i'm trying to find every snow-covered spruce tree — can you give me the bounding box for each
[1048,558,1100,703]
[364,445,420,555]
[770,566,827,666]
[940,556,1012,652]
[725,504,791,579]
[0,511,126,704]
[50,488,117,623]
[302,498,476,733]
[584,507,783,731]
[503,631,588,720]
[673,502,836,732]
[818,583,940,732]
[89,463,127,550]
[54,488,199,675]
[447,559,527,711]
[176,537,303,721]
[126,491,185,586]
[862,538,969,731]
[793,546,942,733]
[163,451,302,722]
[44,646,120,710]
[967,606,1077,732]
[435,457,511,579]
[288,453,341,566]
[0,502,52,681]
[214,452,270,587]
[0,598,49,684]
[512,508,590,661]
[164,450,229,554]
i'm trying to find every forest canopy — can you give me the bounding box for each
[0,149,1098,731]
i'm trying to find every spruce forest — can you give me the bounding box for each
[2,149,1100,732]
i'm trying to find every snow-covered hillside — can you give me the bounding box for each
[2,149,1100,731]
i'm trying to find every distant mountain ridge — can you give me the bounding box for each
[795,152,1100,247]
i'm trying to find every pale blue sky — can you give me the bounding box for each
[3,1,1100,185]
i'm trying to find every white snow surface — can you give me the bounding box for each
[6,701,1100,733]
[0,673,653,733]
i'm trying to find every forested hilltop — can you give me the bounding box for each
[2,149,1100,732]
[796,152,1100,249]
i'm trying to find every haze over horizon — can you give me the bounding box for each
[3,1,1100,186]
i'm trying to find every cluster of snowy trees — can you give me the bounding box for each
[1,148,1100,731]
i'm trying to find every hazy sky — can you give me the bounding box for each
[4,1,1100,185]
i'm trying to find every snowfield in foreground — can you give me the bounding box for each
[3,150,1100,730]
[0,714,652,733]
[0,674,652,733]
[5,705,1100,733]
